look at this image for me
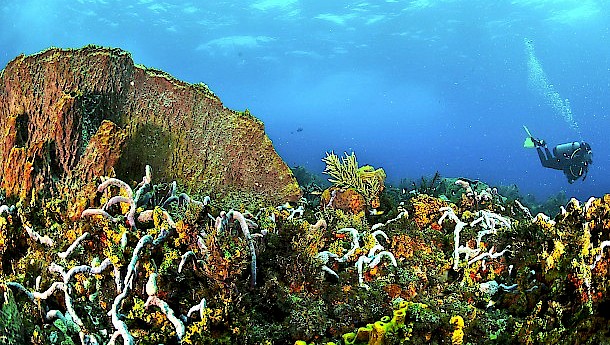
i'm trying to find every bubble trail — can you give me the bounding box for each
[525,38,580,135]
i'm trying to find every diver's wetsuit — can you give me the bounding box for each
[536,141,592,183]
[537,146,560,169]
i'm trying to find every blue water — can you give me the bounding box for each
[2,0,610,201]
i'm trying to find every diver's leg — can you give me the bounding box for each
[536,147,547,164]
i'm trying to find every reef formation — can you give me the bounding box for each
[0,45,300,210]
[2,47,610,345]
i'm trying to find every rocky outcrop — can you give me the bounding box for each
[0,46,300,209]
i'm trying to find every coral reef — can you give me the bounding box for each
[4,48,610,345]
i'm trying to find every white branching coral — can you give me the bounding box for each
[23,224,54,247]
[187,297,207,320]
[58,232,90,260]
[479,280,518,296]
[316,251,340,279]
[337,227,361,262]
[590,240,610,269]
[356,250,397,289]
[439,206,511,271]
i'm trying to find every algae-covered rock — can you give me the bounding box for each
[0,46,300,206]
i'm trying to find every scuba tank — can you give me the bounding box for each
[553,142,581,159]
[554,141,592,182]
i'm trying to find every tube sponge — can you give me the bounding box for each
[356,324,373,341]
[369,321,388,345]
[342,332,357,345]
[392,308,406,328]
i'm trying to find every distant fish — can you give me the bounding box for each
[291,127,304,134]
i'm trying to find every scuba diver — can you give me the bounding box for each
[523,126,593,183]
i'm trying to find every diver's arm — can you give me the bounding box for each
[537,147,563,170]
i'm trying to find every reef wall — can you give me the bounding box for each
[0,46,300,209]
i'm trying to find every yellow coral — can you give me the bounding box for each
[182,320,207,344]
[452,329,464,345]
[450,315,464,345]
[174,220,189,247]
[450,315,464,328]
[411,194,447,229]
[544,240,565,271]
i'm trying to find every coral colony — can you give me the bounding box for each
[4,47,610,345]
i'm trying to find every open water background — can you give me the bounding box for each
[2,0,610,201]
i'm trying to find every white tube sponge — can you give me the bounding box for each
[452,221,468,270]
[591,240,610,269]
[49,263,67,279]
[0,205,9,215]
[367,244,384,258]
[123,235,153,290]
[187,297,207,320]
[370,210,408,231]
[228,210,257,287]
[369,251,397,268]
[108,235,154,345]
[321,266,339,280]
[137,208,176,229]
[337,228,360,262]
[64,258,114,327]
[6,281,65,302]
[109,289,135,345]
[316,251,340,280]
[145,295,186,340]
[102,196,136,228]
[356,256,373,288]
[23,224,54,247]
[97,177,133,199]
[371,229,389,245]
[179,251,196,274]
[146,273,158,297]
[438,206,460,224]
[310,219,327,231]
[58,232,90,260]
